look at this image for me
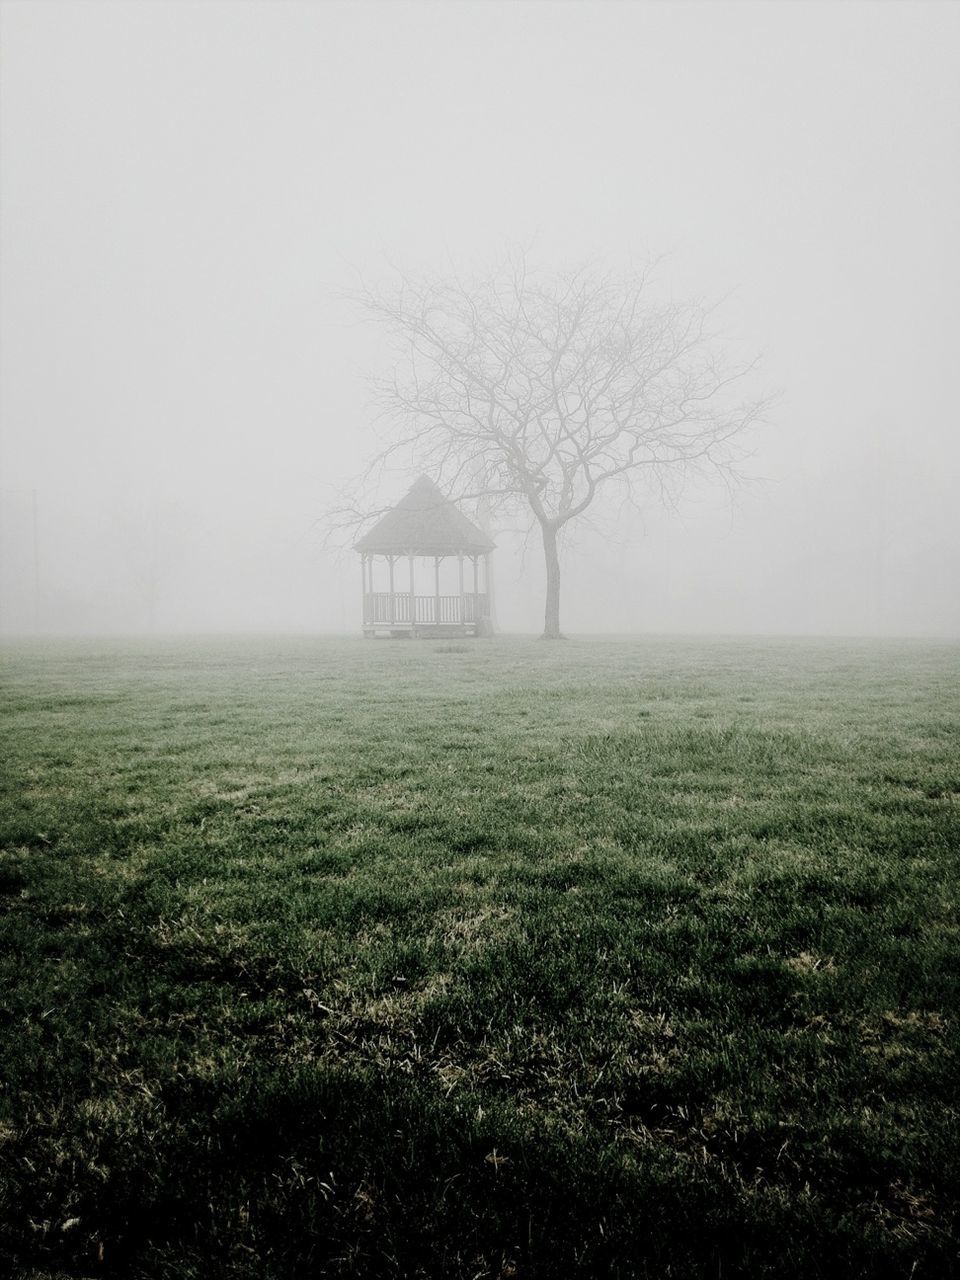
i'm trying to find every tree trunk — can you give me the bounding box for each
[541,521,563,639]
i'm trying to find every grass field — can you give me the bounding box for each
[1,635,958,1279]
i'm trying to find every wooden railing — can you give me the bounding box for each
[365,593,488,625]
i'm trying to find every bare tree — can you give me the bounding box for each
[350,257,767,638]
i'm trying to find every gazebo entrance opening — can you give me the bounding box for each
[354,476,494,638]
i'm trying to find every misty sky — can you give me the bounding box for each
[1,0,958,636]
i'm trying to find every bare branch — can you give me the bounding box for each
[336,253,769,635]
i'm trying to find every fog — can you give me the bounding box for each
[2,1,958,638]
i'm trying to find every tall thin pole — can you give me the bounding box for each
[388,556,395,625]
[408,553,416,632]
[434,556,441,625]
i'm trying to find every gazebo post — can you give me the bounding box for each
[361,554,367,625]
[388,556,396,625]
[472,554,479,609]
[434,556,441,626]
[458,553,464,623]
[408,552,416,635]
[483,552,491,619]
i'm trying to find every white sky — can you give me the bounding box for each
[1,0,958,636]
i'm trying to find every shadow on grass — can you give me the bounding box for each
[8,1063,857,1280]
[9,1059,957,1280]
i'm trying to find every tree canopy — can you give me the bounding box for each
[348,257,767,637]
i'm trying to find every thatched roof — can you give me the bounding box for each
[354,476,495,556]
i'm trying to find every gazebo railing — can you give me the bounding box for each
[365,592,489,625]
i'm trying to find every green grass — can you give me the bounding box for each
[1,635,958,1279]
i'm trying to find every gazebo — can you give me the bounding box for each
[355,476,495,638]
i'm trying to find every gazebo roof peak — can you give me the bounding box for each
[354,476,494,556]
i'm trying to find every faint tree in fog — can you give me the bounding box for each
[351,256,767,638]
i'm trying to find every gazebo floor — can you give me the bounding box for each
[362,623,483,639]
